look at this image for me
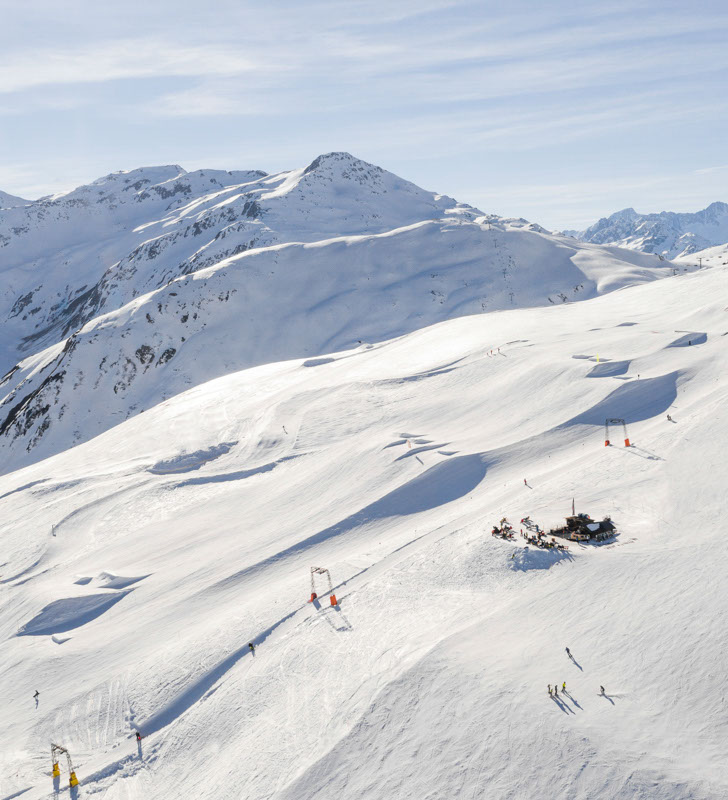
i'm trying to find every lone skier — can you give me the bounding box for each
[33,690,39,700]
[248,642,256,654]
[524,478,527,485]
[600,686,605,695]
[565,647,571,658]
[667,414,672,422]
[135,731,142,742]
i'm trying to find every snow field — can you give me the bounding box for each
[0,264,726,798]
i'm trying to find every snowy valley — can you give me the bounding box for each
[0,155,727,800]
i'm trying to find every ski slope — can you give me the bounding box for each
[675,242,728,269]
[1,263,727,799]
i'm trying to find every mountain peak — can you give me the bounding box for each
[302,151,370,175]
[90,165,187,190]
[613,207,638,219]
[0,189,29,208]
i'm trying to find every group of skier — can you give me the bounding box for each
[549,647,607,700]
[519,516,569,550]
[492,516,569,550]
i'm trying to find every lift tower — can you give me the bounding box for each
[605,418,630,447]
[309,566,338,606]
[51,742,79,788]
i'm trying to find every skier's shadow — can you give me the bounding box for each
[70,784,80,800]
[137,738,143,759]
[551,695,574,714]
[601,693,615,705]
[569,656,583,671]
[563,691,582,710]
[53,774,61,797]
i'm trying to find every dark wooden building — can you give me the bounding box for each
[550,514,616,542]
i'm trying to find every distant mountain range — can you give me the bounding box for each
[0,152,676,472]
[565,202,728,259]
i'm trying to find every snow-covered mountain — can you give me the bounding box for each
[0,189,29,208]
[1,259,726,800]
[567,202,728,258]
[675,241,728,269]
[0,153,678,473]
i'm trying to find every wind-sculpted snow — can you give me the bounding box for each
[208,454,487,594]
[17,590,133,636]
[565,372,679,427]
[148,441,237,474]
[586,359,631,377]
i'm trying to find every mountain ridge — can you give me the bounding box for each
[0,152,682,473]
[567,201,728,258]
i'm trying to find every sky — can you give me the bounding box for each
[0,0,726,230]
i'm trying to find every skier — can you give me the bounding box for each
[548,684,552,695]
[33,690,39,700]
[524,478,527,485]
[562,682,566,692]
[565,647,572,659]
[667,414,672,422]
[554,685,558,696]
[248,642,256,653]
[135,731,142,742]
[600,686,605,695]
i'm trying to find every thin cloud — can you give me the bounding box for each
[0,38,277,94]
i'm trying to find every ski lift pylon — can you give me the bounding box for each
[310,566,337,606]
[605,418,630,447]
[51,742,78,788]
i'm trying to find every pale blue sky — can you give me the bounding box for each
[1,0,726,229]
